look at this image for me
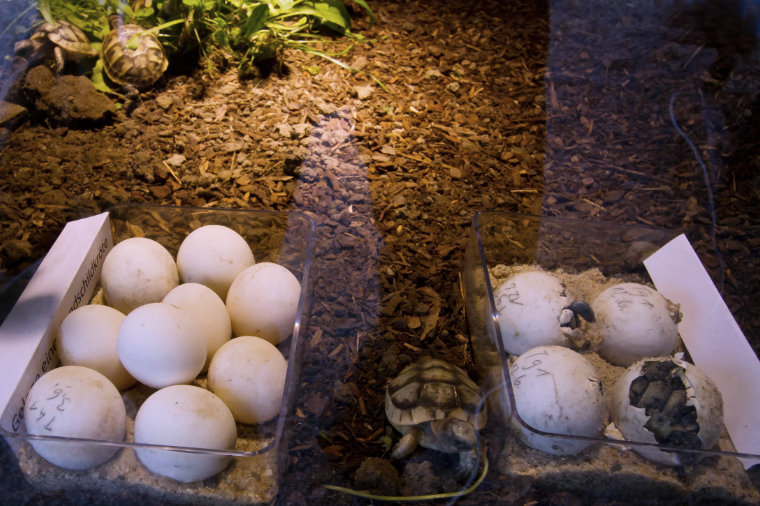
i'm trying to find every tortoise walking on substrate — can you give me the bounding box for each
[14,20,97,73]
[101,14,168,98]
[385,357,487,477]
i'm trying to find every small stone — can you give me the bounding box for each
[277,123,293,139]
[354,85,374,100]
[0,101,27,127]
[351,55,369,71]
[292,123,310,139]
[156,95,173,110]
[164,154,186,167]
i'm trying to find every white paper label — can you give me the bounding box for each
[0,212,112,436]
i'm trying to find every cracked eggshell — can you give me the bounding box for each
[25,366,126,470]
[176,224,255,300]
[134,385,237,482]
[58,304,136,390]
[494,271,571,355]
[163,283,231,371]
[592,283,681,366]
[117,303,206,388]
[226,262,301,345]
[208,336,288,424]
[509,345,606,455]
[609,357,724,466]
[101,237,179,314]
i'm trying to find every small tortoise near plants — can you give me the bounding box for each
[14,20,97,73]
[101,14,168,98]
[385,357,487,477]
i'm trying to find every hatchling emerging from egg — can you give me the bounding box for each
[385,357,487,477]
[14,20,97,73]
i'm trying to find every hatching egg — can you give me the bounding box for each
[117,303,206,388]
[134,385,237,482]
[509,345,606,455]
[176,224,255,300]
[25,366,126,470]
[100,237,179,314]
[495,271,572,355]
[163,283,231,371]
[208,336,288,424]
[226,262,301,344]
[592,283,681,366]
[609,357,723,466]
[58,304,136,390]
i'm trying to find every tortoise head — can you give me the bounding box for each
[430,418,477,453]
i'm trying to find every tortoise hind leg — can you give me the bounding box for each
[391,429,422,459]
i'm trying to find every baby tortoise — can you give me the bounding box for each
[385,357,486,477]
[14,20,97,73]
[101,14,168,98]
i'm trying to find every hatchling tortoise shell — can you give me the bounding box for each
[385,357,486,474]
[14,20,96,73]
[102,14,168,95]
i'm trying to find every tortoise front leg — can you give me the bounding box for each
[391,428,422,459]
[53,46,65,73]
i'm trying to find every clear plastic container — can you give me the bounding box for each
[461,210,760,464]
[0,203,316,503]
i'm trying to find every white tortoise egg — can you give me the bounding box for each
[100,237,179,314]
[58,304,136,390]
[509,345,606,455]
[117,302,206,388]
[592,283,681,366]
[208,336,287,424]
[495,271,572,355]
[134,384,237,482]
[25,366,126,470]
[226,262,301,345]
[176,224,255,300]
[163,283,231,371]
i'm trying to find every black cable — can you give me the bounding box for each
[668,91,726,294]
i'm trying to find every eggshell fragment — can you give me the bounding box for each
[58,304,136,390]
[25,366,126,470]
[101,237,179,314]
[117,303,206,388]
[163,283,231,371]
[208,336,288,424]
[176,224,255,299]
[134,385,237,482]
[495,271,572,355]
[226,262,301,344]
[592,283,681,366]
[509,345,606,455]
[609,357,724,466]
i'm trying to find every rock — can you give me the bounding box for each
[164,154,186,167]
[22,66,115,124]
[353,457,400,495]
[354,85,374,100]
[155,95,173,110]
[0,101,27,128]
[401,460,455,496]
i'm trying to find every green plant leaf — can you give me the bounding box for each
[91,58,115,95]
[274,0,296,10]
[347,0,374,27]
[242,3,268,39]
[285,0,350,34]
